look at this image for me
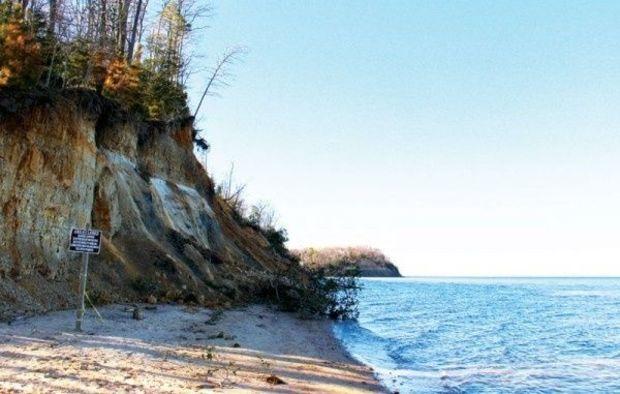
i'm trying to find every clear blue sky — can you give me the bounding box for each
[188,1,620,276]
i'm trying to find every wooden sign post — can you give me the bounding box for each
[69,227,102,331]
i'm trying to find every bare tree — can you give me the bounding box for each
[249,201,279,230]
[215,163,248,215]
[193,47,246,118]
[48,0,60,34]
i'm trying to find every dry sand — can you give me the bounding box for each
[0,304,385,393]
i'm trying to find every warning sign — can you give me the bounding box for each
[69,228,102,254]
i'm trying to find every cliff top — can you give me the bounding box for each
[293,247,402,277]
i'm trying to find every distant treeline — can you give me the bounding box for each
[293,247,401,277]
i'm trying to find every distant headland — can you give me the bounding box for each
[293,247,402,277]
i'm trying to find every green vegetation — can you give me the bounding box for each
[295,268,360,320]
[0,2,43,88]
[0,0,199,120]
[215,165,294,259]
[1,0,361,320]
[255,265,361,320]
[215,167,361,319]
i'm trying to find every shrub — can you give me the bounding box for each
[91,51,112,93]
[299,267,360,320]
[268,266,361,320]
[102,58,142,111]
[213,168,360,319]
[141,70,188,120]
[262,227,289,257]
[0,3,43,88]
[60,39,95,88]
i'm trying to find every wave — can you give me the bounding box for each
[369,360,620,393]
[336,278,620,393]
[333,320,400,369]
[551,290,620,298]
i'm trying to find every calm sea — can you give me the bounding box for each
[333,277,620,393]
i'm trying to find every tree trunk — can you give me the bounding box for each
[48,0,58,35]
[99,0,108,46]
[117,0,131,56]
[126,0,143,62]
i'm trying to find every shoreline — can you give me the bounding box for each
[0,304,386,393]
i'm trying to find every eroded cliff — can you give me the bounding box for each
[294,247,402,277]
[0,90,299,320]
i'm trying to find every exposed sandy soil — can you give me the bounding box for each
[0,304,385,393]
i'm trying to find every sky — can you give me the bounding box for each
[187,1,620,276]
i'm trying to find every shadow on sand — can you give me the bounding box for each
[0,304,385,393]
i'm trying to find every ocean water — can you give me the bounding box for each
[333,277,620,393]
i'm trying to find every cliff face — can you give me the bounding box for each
[0,91,296,320]
[347,258,402,277]
[294,247,402,277]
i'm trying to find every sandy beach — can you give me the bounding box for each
[0,304,385,393]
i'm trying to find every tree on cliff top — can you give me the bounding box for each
[293,246,400,276]
[0,0,218,121]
